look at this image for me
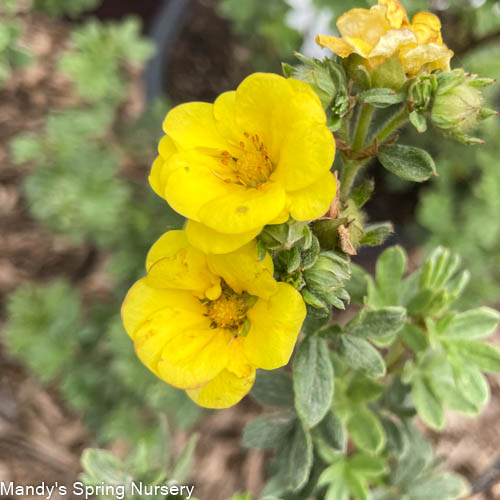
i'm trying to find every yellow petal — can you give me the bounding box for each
[198,180,286,234]
[400,43,453,76]
[149,156,167,198]
[288,170,337,221]
[121,277,203,339]
[213,90,240,145]
[226,337,255,378]
[345,37,374,58]
[163,102,228,151]
[145,230,219,295]
[185,219,261,255]
[285,78,327,126]
[208,240,277,299]
[134,306,209,376]
[186,368,256,409]
[157,328,233,389]
[244,282,306,369]
[337,6,389,46]
[158,134,177,159]
[379,0,409,29]
[369,29,416,58]
[235,72,294,160]
[164,151,232,221]
[268,206,290,225]
[315,34,355,58]
[275,121,335,192]
[411,12,442,44]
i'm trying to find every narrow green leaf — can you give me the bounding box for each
[345,470,370,500]
[440,307,500,340]
[172,433,199,482]
[277,423,313,492]
[375,246,407,304]
[317,411,346,451]
[453,340,500,373]
[400,323,429,352]
[378,144,436,182]
[452,362,489,407]
[293,337,334,428]
[360,222,394,246]
[348,454,387,477]
[411,376,444,429]
[347,407,385,453]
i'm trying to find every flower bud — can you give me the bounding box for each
[431,69,496,144]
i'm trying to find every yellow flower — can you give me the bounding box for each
[150,73,336,254]
[121,229,306,409]
[316,0,453,77]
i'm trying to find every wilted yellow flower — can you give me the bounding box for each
[316,0,453,77]
[121,230,306,409]
[150,72,336,254]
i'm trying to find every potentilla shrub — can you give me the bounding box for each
[118,1,500,498]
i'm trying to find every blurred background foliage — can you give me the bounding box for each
[1,0,500,498]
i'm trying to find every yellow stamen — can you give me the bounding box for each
[217,132,274,188]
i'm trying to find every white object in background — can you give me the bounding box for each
[285,0,334,58]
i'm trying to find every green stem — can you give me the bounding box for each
[352,104,375,151]
[340,104,374,196]
[376,109,409,144]
[340,157,366,196]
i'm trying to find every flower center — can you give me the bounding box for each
[204,282,254,333]
[217,132,274,188]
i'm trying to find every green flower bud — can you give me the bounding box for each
[430,69,496,144]
[301,251,351,317]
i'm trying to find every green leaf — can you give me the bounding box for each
[347,374,384,404]
[346,307,406,340]
[409,110,428,133]
[411,376,444,429]
[172,433,199,482]
[400,323,429,352]
[407,472,469,500]
[338,336,386,377]
[276,423,313,492]
[375,246,407,305]
[351,178,374,208]
[378,145,436,182]
[250,370,294,408]
[345,470,370,500]
[360,222,394,246]
[317,411,346,451]
[358,88,405,108]
[348,454,387,477]
[293,336,334,428]
[452,340,500,372]
[242,411,296,449]
[428,374,479,416]
[452,362,489,407]
[80,449,127,485]
[347,406,385,453]
[440,307,500,340]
